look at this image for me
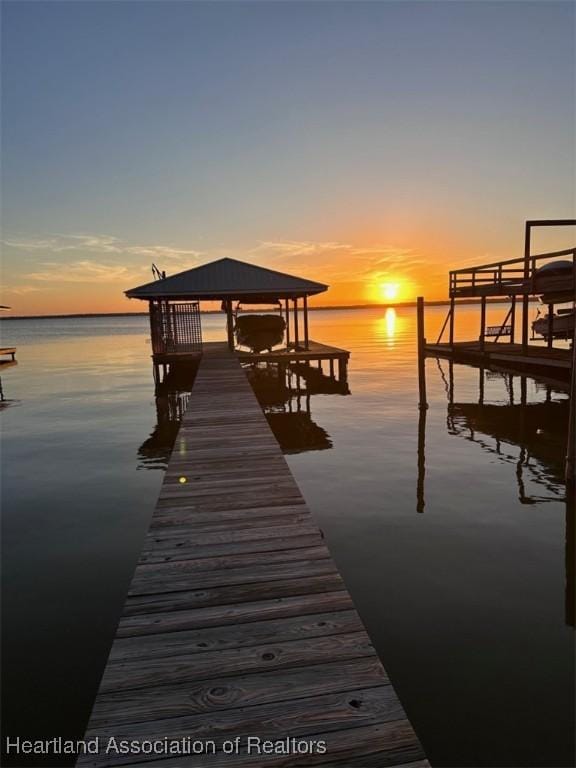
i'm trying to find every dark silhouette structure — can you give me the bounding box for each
[126,257,350,385]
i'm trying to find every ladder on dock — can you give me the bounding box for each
[79,344,427,768]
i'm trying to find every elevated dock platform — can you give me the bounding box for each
[421,221,575,388]
[80,343,426,768]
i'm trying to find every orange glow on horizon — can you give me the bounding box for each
[1,234,463,316]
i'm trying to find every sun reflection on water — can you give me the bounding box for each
[376,307,397,345]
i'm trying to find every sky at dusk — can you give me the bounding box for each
[1,0,574,315]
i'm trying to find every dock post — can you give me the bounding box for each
[521,221,531,351]
[225,299,234,351]
[479,296,486,351]
[520,375,527,407]
[417,297,428,409]
[449,296,455,349]
[564,261,575,626]
[565,317,576,495]
[416,405,426,513]
[303,295,309,350]
[510,295,516,344]
[547,304,554,349]
[337,355,348,383]
[293,298,299,350]
[284,299,290,348]
[521,295,530,350]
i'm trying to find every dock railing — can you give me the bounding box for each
[449,246,576,298]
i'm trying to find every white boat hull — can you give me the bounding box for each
[532,311,574,341]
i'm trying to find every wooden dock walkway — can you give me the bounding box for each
[80,343,427,768]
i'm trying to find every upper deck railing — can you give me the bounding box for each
[449,247,576,298]
[449,219,576,299]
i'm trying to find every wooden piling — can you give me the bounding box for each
[479,296,487,351]
[449,296,455,348]
[293,298,300,349]
[303,295,309,350]
[416,406,426,513]
[521,221,531,351]
[417,297,428,409]
[547,304,554,350]
[225,300,235,351]
[565,313,576,493]
[510,295,516,344]
[284,299,291,348]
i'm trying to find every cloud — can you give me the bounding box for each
[254,240,351,259]
[26,261,144,284]
[2,285,45,295]
[253,239,429,281]
[2,234,203,262]
[2,233,205,290]
[2,238,59,251]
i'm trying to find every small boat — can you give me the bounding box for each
[234,314,286,353]
[534,259,574,277]
[532,307,574,341]
[533,259,575,304]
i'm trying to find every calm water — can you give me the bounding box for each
[1,307,573,768]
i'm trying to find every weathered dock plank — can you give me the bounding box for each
[79,344,426,767]
[425,340,571,375]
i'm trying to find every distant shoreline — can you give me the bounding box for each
[0,297,523,321]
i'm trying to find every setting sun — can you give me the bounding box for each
[380,282,400,302]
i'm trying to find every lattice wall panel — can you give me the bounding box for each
[150,301,202,354]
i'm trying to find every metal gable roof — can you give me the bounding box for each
[125,257,328,300]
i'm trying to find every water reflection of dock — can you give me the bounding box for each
[446,369,568,503]
[82,343,427,766]
[139,346,349,468]
[417,364,574,627]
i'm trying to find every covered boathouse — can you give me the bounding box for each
[125,257,350,383]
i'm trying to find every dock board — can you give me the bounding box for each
[0,347,16,362]
[425,340,571,376]
[79,344,427,767]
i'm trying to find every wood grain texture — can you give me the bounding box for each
[98,632,375,693]
[88,658,390,728]
[108,611,364,663]
[114,721,424,768]
[80,687,406,767]
[79,344,426,767]
[124,575,346,616]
